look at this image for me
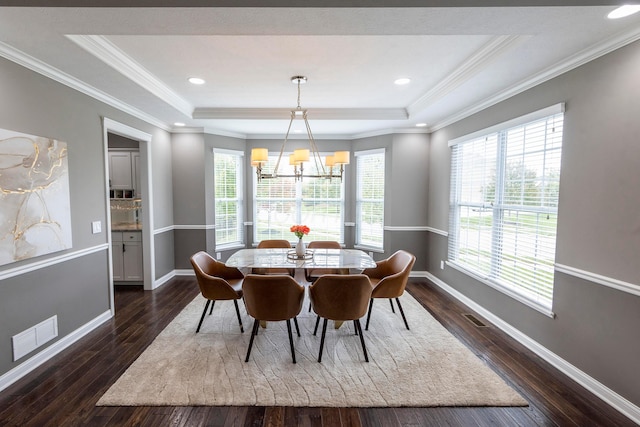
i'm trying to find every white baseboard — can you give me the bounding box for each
[175,269,195,276]
[0,310,112,393]
[423,271,640,425]
[154,270,176,288]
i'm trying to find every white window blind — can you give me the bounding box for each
[214,149,244,248]
[449,106,564,310]
[356,149,385,250]
[253,154,344,243]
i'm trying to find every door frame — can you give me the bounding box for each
[102,118,155,314]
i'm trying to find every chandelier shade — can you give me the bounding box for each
[250,76,349,182]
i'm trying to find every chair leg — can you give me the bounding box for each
[355,319,369,362]
[293,316,300,337]
[209,300,216,315]
[365,298,374,330]
[389,298,395,313]
[233,299,244,333]
[196,300,210,333]
[245,319,260,362]
[318,318,328,363]
[313,315,321,336]
[286,319,297,364]
[396,297,410,330]
[353,320,358,335]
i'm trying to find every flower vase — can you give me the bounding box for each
[296,238,306,257]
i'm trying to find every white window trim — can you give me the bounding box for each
[355,148,386,251]
[446,261,555,317]
[448,106,563,312]
[449,103,565,147]
[213,148,245,250]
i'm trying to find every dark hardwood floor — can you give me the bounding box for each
[0,277,633,426]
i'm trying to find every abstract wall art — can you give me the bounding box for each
[0,128,72,266]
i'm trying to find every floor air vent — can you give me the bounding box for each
[462,313,488,327]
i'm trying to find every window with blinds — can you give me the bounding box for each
[356,149,385,250]
[253,154,344,243]
[214,149,244,248]
[448,105,564,311]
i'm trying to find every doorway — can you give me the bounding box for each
[102,118,154,315]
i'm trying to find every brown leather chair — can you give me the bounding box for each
[243,274,305,363]
[309,274,373,362]
[362,250,416,331]
[252,239,295,277]
[189,251,245,334]
[304,240,347,283]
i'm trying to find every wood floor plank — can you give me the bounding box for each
[0,277,634,427]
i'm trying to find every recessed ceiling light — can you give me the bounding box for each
[416,123,427,127]
[174,122,186,127]
[394,78,411,85]
[188,77,205,85]
[607,5,640,19]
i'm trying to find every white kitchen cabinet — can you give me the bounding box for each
[109,150,141,198]
[111,231,143,283]
[108,152,133,190]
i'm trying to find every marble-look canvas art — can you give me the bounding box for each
[0,128,72,266]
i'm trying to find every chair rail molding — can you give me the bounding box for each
[555,263,640,297]
[0,244,109,281]
[384,226,448,236]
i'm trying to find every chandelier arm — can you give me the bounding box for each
[272,111,296,177]
[304,114,327,176]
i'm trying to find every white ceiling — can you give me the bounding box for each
[1,5,639,139]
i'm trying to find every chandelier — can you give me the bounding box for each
[250,76,350,182]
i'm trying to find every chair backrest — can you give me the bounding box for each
[307,240,341,249]
[257,239,291,249]
[310,274,373,321]
[366,250,416,299]
[305,240,346,281]
[243,274,304,321]
[190,251,244,300]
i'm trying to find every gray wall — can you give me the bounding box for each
[0,56,165,376]
[427,39,640,406]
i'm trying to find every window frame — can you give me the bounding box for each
[252,152,346,245]
[213,148,245,251]
[447,104,564,316]
[355,148,386,251]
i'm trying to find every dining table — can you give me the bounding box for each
[226,247,377,329]
[225,247,377,271]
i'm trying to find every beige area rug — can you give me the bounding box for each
[97,291,528,407]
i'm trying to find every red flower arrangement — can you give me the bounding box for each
[290,224,310,239]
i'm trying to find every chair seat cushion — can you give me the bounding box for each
[227,278,244,295]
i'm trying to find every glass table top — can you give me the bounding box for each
[225,248,376,270]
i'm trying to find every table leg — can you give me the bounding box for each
[334,320,344,329]
[260,320,267,329]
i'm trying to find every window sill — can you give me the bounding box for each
[215,243,245,252]
[445,261,556,318]
[354,245,385,254]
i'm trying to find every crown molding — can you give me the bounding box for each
[430,25,640,132]
[408,35,524,117]
[193,107,407,120]
[0,41,170,132]
[66,35,193,118]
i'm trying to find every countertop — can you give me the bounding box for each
[112,223,143,231]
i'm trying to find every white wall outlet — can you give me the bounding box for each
[440,260,445,270]
[216,252,221,259]
[91,220,102,234]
